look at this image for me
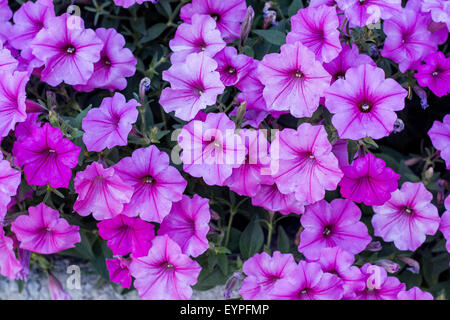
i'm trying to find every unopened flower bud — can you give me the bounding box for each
[366,241,382,252]
[413,85,429,109]
[210,209,220,220]
[139,77,151,105]
[223,272,244,299]
[240,6,254,47]
[404,157,422,166]
[235,101,247,126]
[397,256,420,274]
[424,166,434,180]
[375,259,400,273]
[393,118,404,133]
[48,271,72,300]
[263,11,277,29]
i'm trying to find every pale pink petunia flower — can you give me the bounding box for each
[428,115,450,169]
[398,287,434,300]
[0,160,21,221]
[106,257,132,289]
[422,0,450,31]
[82,93,139,152]
[372,182,441,251]
[113,0,157,9]
[415,52,450,98]
[130,235,202,300]
[440,195,450,253]
[214,46,253,86]
[251,182,305,215]
[11,203,81,254]
[0,229,23,280]
[336,0,402,27]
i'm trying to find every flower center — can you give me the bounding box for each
[48,149,56,153]
[432,71,439,76]
[403,206,414,215]
[65,45,76,54]
[142,175,154,184]
[358,101,373,113]
[228,67,236,74]
[45,227,52,232]
[166,262,174,269]
[323,226,332,237]
[294,70,304,78]
[210,13,220,22]
[103,56,112,66]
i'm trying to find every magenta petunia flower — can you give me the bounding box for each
[130,235,202,300]
[12,123,80,189]
[178,112,245,186]
[271,260,344,300]
[73,162,134,220]
[169,14,225,64]
[74,28,137,92]
[98,214,155,257]
[0,229,22,280]
[0,70,28,139]
[286,5,341,63]
[159,52,224,121]
[113,0,157,9]
[159,194,210,258]
[353,263,405,300]
[372,182,441,251]
[251,183,305,215]
[0,160,21,221]
[14,112,41,141]
[308,247,365,300]
[106,257,132,289]
[30,13,103,86]
[428,115,450,169]
[415,52,450,98]
[440,195,450,253]
[11,203,81,254]
[0,45,18,73]
[214,47,252,86]
[381,8,437,73]
[258,42,331,118]
[180,0,247,42]
[240,251,297,300]
[271,123,342,205]
[298,199,372,260]
[82,93,139,152]
[335,0,402,27]
[422,0,450,31]
[398,287,434,300]
[339,153,400,206]
[325,64,408,140]
[113,145,187,223]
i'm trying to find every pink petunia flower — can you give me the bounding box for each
[271,260,344,300]
[372,182,441,251]
[335,0,402,27]
[251,183,305,215]
[428,115,450,169]
[0,45,18,73]
[12,123,80,189]
[298,199,372,260]
[82,93,139,152]
[0,160,21,221]
[74,28,137,92]
[422,0,450,31]
[353,263,405,300]
[381,8,437,73]
[180,0,247,42]
[106,257,132,289]
[214,47,253,86]
[0,229,22,280]
[30,13,103,86]
[415,52,450,98]
[159,194,210,258]
[113,145,186,223]
[98,214,155,257]
[240,251,298,300]
[271,123,342,205]
[169,14,225,64]
[440,195,450,253]
[178,112,245,186]
[11,203,81,254]
[325,64,408,140]
[398,287,434,300]
[258,42,331,118]
[0,0,12,22]
[339,153,400,206]
[159,52,224,121]
[130,235,202,300]
[73,162,134,220]
[286,5,341,63]
[0,70,28,139]
[113,0,157,9]
[14,112,41,141]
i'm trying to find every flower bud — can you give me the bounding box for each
[375,259,400,273]
[393,118,404,133]
[139,77,151,105]
[240,6,254,47]
[48,271,72,300]
[397,256,420,274]
[263,11,277,29]
[366,241,382,252]
[223,272,244,299]
[413,85,429,109]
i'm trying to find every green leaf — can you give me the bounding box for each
[239,218,264,259]
[193,268,228,291]
[347,140,358,164]
[288,0,304,17]
[252,29,286,46]
[277,225,290,253]
[140,23,167,43]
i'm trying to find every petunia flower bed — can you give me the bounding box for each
[0,0,449,301]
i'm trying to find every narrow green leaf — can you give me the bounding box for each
[239,218,264,259]
[252,29,286,46]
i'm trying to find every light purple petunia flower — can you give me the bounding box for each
[0,70,28,139]
[336,0,402,27]
[178,112,245,186]
[159,52,224,121]
[30,13,103,86]
[106,257,132,289]
[258,42,331,118]
[286,5,341,63]
[271,123,342,205]
[0,229,22,280]
[214,46,253,86]
[422,0,450,31]
[240,251,297,300]
[130,235,202,300]
[298,199,371,260]
[353,263,405,300]
[73,162,134,220]
[169,14,225,64]
[113,0,157,9]
[372,182,441,251]
[98,214,155,258]
[440,195,450,253]
[0,45,18,73]
[271,260,344,300]
[82,93,139,152]
[325,64,408,140]
[398,287,434,300]
[381,8,437,73]
[159,194,210,258]
[0,0,12,22]
[180,0,247,42]
[415,52,450,98]
[113,145,187,223]
[74,28,137,92]
[12,123,80,189]
[251,182,305,215]
[339,153,400,206]
[428,115,450,169]
[11,203,81,254]
[0,160,21,221]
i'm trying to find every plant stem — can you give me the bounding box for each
[224,208,237,248]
